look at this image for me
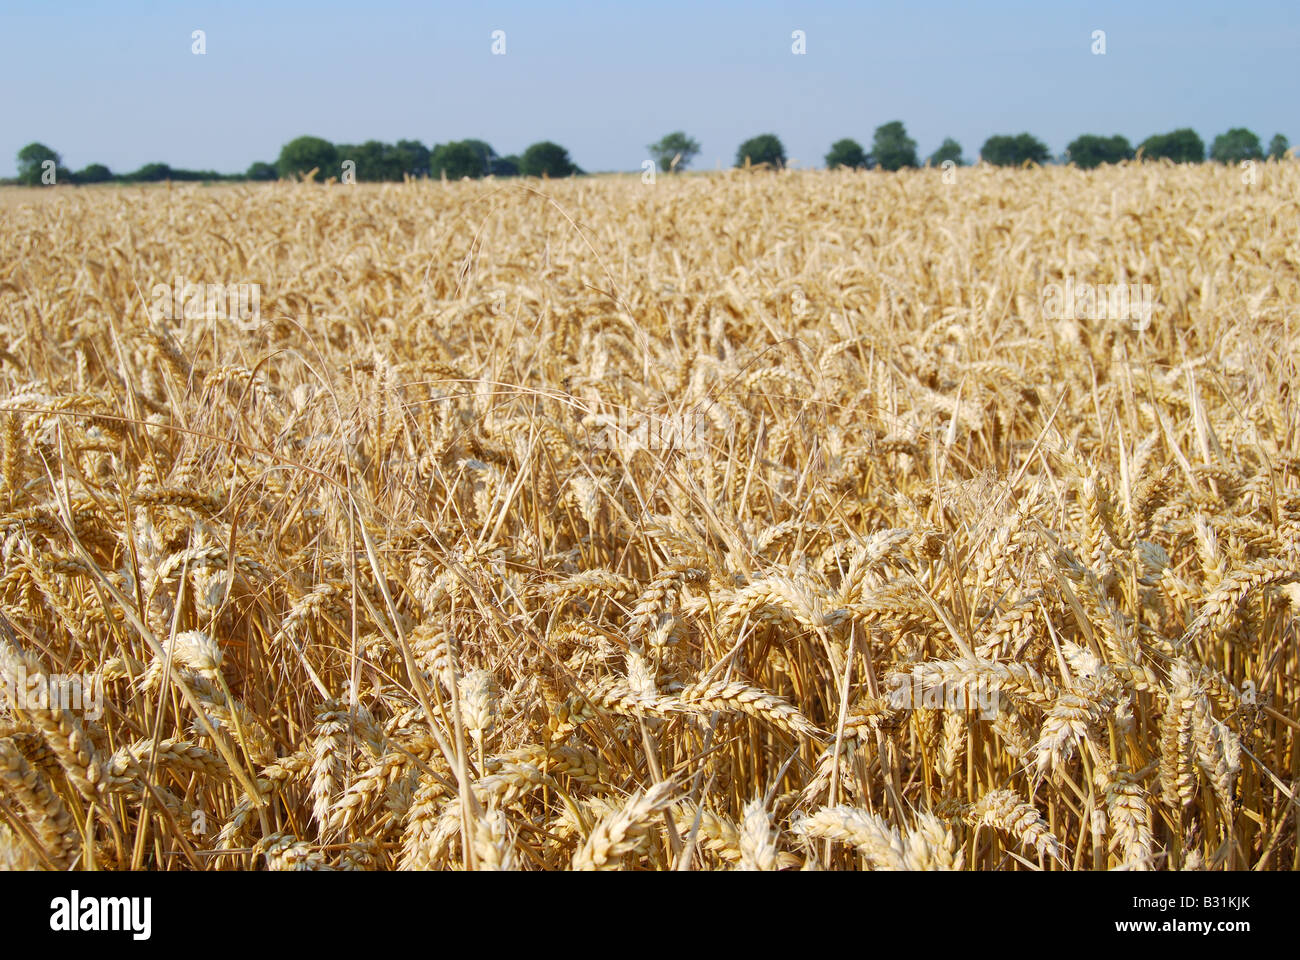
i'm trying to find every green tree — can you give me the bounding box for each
[1209,128,1263,164]
[167,167,226,182]
[928,138,964,166]
[362,141,402,180]
[458,139,498,176]
[1138,128,1204,163]
[735,133,786,168]
[74,163,112,183]
[394,139,430,178]
[977,132,1050,166]
[825,138,868,170]
[430,141,487,179]
[16,142,61,185]
[127,163,173,182]
[339,141,406,181]
[491,154,520,177]
[1065,134,1133,169]
[980,135,1013,166]
[277,136,339,181]
[648,131,701,173]
[980,133,1050,166]
[520,141,579,177]
[1268,133,1290,160]
[871,121,918,171]
[245,161,278,181]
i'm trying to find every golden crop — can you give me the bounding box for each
[0,162,1296,870]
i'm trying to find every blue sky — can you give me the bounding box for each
[2,0,1296,176]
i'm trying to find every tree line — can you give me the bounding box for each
[810,123,1286,170]
[9,123,1291,186]
[8,136,582,186]
[686,125,1287,171]
[271,136,582,181]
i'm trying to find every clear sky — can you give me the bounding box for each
[2,0,1296,176]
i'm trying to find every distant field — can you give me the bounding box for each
[0,164,1297,870]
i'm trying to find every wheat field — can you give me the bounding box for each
[0,162,1296,871]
